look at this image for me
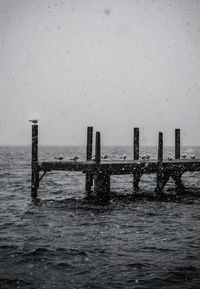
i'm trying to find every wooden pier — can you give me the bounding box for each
[30,122,200,202]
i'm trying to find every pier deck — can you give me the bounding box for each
[39,159,200,174]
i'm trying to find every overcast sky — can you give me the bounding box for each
[0,0,200,146]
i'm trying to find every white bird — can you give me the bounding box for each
[91,156,95,161]
[102,154,109,159]
[141,153,150,160]
[190,155,196,159]
[122,154,127,160]
[145,153,150,160]
[55,154,64,161]
[168,156,173,161]
[181,153,187,159]
[70,156,79,161]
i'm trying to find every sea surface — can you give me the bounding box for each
[0,146,200,289]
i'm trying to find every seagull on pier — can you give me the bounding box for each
[29,119,39,124]
[190,155,196,159]
[145,153,150,160]
[122,154,127,160]
[141,153,150,160]
[55,154,64,161]
[70,156,79,161]
[181,153,187,159]
[168,156,173,161]
[102,154,110,159]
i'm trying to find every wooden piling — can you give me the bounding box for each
[94,172,110,202]
[86,127,93,161]
[134,128,139,160]
[133,128,140,191]
[94,131,110,202]
[156,132,163,194]
[174,128,185,192]
[95,131,101,165]
[85,127,93,196]
[31,123,39,199]
[175,129,180,159]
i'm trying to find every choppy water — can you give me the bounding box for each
[0,146,200,289]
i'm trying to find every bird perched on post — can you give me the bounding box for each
[55,154,64,161]
[168,156,173,161]
[190,155,196,159]
[29,119,39,124]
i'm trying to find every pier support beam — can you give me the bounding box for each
[31,122,39,199]
[85,127,93,196]
[94,131,110,202]
[94,172,110,202]
[171,172,185,192]
[133,128,141,191]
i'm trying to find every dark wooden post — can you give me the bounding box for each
[31,122,39,199]
[94,131,110,202]
[175,129,180,159]
[133,128,140,191]
[86,127,93,161]
[134,127,139,160]
[95,131,101,165]
[156,132,163,194]
[85,127,93,196]
[173,128,184,192]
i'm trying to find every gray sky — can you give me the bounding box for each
[0,0,200,146]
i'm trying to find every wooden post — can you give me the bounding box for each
[134,128,139,160]
[85,127,93,196]
[133,127,140,191]
[174,128,184,192]
[86,127,93,161]
[94,131,110,202]
[31,122,39,199]
[156,132,163,194]
[175,129,180,159]
[95,131,101,165]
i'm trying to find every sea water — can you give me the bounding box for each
[0,146,200,289]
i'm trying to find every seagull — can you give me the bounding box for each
[168,156,173,161]
[141,153,150,160]
[29,119,39,124]
[122,154,127,160]
[102,154,109,159]
[91,156,95,161]
[145,153,150,160]
[70,156,79,161]
[181,153,187,159]
[55,154,64,161]
[190,155,196,159]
